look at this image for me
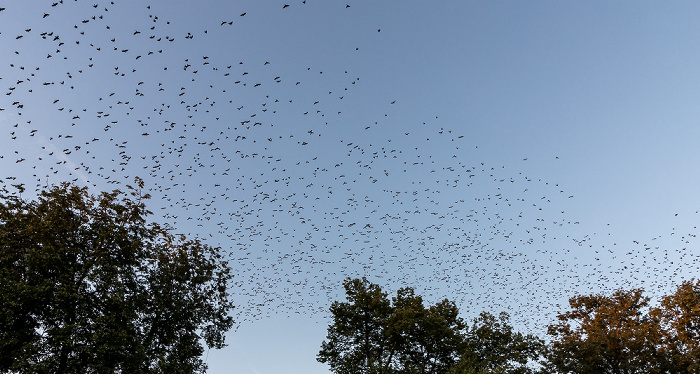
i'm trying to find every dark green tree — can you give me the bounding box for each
[318,277,394,374]
[0,181,234,374]
[388,288,464,374]
[318,278,465,374]
[449,312,543,374]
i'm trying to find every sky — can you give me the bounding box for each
[2,1,700,373]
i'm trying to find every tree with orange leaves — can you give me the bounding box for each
[654,279,700,373]
[546,288,668,374]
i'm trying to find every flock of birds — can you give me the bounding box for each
[1,1,699,332]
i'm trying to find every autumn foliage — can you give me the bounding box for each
[656,279,700,373]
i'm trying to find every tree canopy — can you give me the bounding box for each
[656,279,700,373]
[317,277,394,374]
[546,288,665,374]
[546,284,700,374]
[450,311,543,374]
[318,278,541,374]
[320,278,700,374]
[0,181,235,374]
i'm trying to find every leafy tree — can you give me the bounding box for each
[388,288,464,374]
[0,181,234,374]
[318,277,394,374]
[318,278,464,374]
[654,279,700,373]
[449,312,543,374]
[546,288,666,374]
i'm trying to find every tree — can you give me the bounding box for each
[0,181,235,374]
[449,312,543,374]
[654,279,700,373]
[318,278,465,374]
[388,288,464,374]
[546,288,666,374]
[318,277,394,374]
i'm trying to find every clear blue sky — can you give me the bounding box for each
[3,1,700,373]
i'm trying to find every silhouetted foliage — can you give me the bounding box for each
[387,287,464,374]
[0,181,234,374]
[449,312,544,374]
[319,278,541,374]
[317,278,395,374]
